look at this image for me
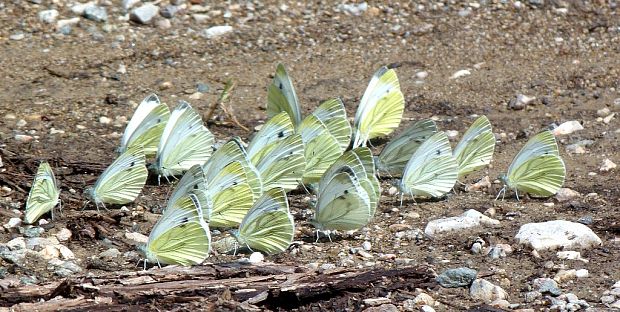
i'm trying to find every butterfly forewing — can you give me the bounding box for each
[313,172,372,231]
[312,98,352,152]
[120,94,170,156]
[352,66,405,147]
[254,133,305,192]
[90,145,148,205]
[266,64,302,127]
[247,112,295,164]
[154,101,214,178]
[377,119,438,176]
[400,132,458,198]
[299,115,342,184]
[25,161,60,224]
[453,115,495,179]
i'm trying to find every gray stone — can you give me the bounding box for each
[0,267,6,279]
[338,2,368,16]
[130,3,159,24]
[515,220,601,251]
[99,248,121,259]
[9,33,25,41]
[524,291,542,303]
[6,237,26,250]
[20,276,38,285]
[161,5,181,18]
[122,0,141,10]
[23,226,44,238]
[196,82,210,93]
[38,9,59,24]
[436,267,477,288]
[469,279,508,303]
[49,259,82,277]
[83,6,108,22]
[425,209,500,237]
[363,303,397,312]
[533,278,561,296]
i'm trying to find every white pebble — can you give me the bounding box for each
[600,159,617,172]
[555,188,580,202]
[415,71,429,79]
[597,107,611,117]
[4,217,22,229]
[56,228,72,242]
[553,120,583,136]
[575,269,589,278]
[445,130,459,140]
[125,232,148,244]
[204,25,233,39]
[362,241,372,251]
[38,9,59,24]
[450,69,471,79]
[59,245,75,260]
[99,116,112,124]
[249,251,264,263]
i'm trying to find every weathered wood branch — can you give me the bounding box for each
[1,262,436,311]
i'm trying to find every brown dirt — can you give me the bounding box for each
[1,1,619,311]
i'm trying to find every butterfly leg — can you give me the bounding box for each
[515,189,520,201]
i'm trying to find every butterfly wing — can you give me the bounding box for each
[145,193,211,266]
[206,161,255,229]
[203,137,262,200]
[89,145,148,205]
[235,188,294,255]
[507,130,559,175]
[313,171,372,231]
[119,94,170,156]
[352,66,405,147]
[377,119,438,176]
[247,112,295,164]
[254,134,305,192]
[154,101,214,178]
[167,165,206,210]
[267,64,302,127]
[24,161,60,224]
[312,98,352,152]
[453,116,495,179]
[298,115,342,184]
[400,132,458,197]
[507,154,566,196]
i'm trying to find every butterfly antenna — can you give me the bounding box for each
[81,200,90,211]
[495,186,506,201]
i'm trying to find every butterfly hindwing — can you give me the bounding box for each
[400,132,458,198]
[298,115,342,184]
[145,193,211,266]
[247,112,295,164]
[234,188,294,255]
[352,66,405,147]
[453,115,495,179]
[312,98,352,152]
[24,161,60,224]
[119,94,170,156]
[254,133,305,192]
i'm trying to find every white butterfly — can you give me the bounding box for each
[24,161,60,224]
[399,132,458,202]
[85,145,148,210]
[119,94,170,156]
[152,101,214,180]
[453,115,495,179]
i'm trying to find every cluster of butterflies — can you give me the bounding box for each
[22,64,567,267]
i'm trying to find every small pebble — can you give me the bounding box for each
[10,33,25,41]
[4,218,22,229]
[509,94,536,110]
[362,241,372,251]
[130,3,159,24]
[204,25,233,39]
[600,159,617,172]
[450,69,471,79]
[99,116,112,124]
[38,9,59,24]
[248,251,264,263]
[83,6,108,22]
[56,228,72,242]
[553,120,583,136]
[597,107,611,117]
[555,188,580,202]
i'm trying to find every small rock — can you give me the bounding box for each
[362,241,372,251]
[515,220,602,251]
[600,159,617,172]
[490,299,511,309]
[155,19,171,29]
[533,278,562,296]
[9,33,25,41]
[363,303,397,312]
[4,217,22,229]
[509,94,536,110]
[450,69,471,79]
[597,107,611,117]
[566,140,593,154]
[130,3,159,24]
[553,120,583,136]
[414,293,435,306]
[6,237,26,250]
[99,116,112,124]
[188,92,203,100]
[555,188,581,202]
[524,291,542,303]
[387,186,398,195]
[40,245,60,259]
[600,295,615,304]
[122,0,141,11]
[125,232,148,244]
[445,130,459,140]
[56,228,72,242]
[424,209,500,237]
[23,226,44,238]
[436,267,477,288]
[557,251,588,263]
[415,71,428,79]
[59,246,75,260]
[50,259,82,277]
[99,248,121,259]
[363,298,391,306]
[389,224,412,232]
[196,82,210,93]
[161,5,181,18]
[14,134,34,143]
[575,269,589,278]
[603,113,615,124]
[338,2,368,16]
[470,279,508,303]
[319,263,336,271]
[486,244,513,259]
[465,176,491,192]
[83,6,108,22]
[471,242,483,254]
[554,269,578,283]
[420,306,435,312]
[249,251,264,263]
[38,9,59,24]
[71,1,95,15]
[204,25,233,39]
